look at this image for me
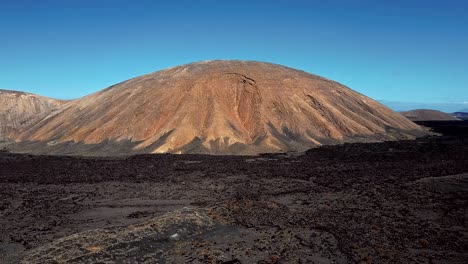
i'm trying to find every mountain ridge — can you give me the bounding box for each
[0,89,66,141]
[5,61,424,155]
[401,109,460,121]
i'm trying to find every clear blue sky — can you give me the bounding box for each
[1,0,467,105]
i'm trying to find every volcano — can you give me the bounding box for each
[14,61,423,155]
[401,109,460,121]
[0,89,65,141]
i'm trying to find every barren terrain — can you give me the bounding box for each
[0,89,65,141]
[401,109,460,121]
[11,61,422,155]
[0,121,467,263]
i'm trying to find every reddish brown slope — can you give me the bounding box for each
[401,109,460,121]
[0,89,65,141]
[19,61,423,154]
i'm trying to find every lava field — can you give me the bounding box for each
[1,121,467,263]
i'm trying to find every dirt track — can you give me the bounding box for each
[1,121,467,263]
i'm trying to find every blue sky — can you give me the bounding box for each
[1,0,467,109]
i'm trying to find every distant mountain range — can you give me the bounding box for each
[379,100,468,113]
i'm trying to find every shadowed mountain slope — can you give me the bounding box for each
[451,112,468,120]
[15,61,423,155]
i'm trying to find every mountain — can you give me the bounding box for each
[379,100,468,113]
[0,89,65,141]
[401,109,460,121]
[451,112,468,120]
[11,61,424,155]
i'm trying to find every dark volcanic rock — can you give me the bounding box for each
[21,208,218,263]
[20,208,349,264]
[0,121,467,263]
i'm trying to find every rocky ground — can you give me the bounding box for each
[0,121,467,263]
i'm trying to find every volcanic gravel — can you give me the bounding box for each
[0,121,467,263]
